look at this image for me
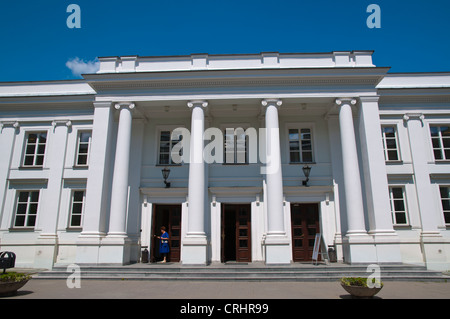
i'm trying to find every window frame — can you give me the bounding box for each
[381,125,401,162]
[156,125,184,166]
[286,124,315,164]
[221,124,253,165]
[388,186,410,226]
[438,185,450,226]
[68,189,86,229]
[74,130,92,167]
[12,190,40,229]
[429,124,450,161]
[22,131,48,168]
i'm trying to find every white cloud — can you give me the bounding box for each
[66,57,100,77]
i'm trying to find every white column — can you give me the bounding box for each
[336,98,375,263]
[261,99,290,264]
[108,102,135,237]
[76,102,115,264]
[35,120,71,269]
[403,113,446,270]
[0,122,19,224]
[182,100,208,265]
[358,96,401,263]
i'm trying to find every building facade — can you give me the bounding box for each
[0,51,449,270]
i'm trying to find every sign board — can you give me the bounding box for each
[312,233,321,264]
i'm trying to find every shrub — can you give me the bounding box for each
[341,277,383,288]
[0,272,31,283]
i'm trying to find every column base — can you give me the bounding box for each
[421,232,448,271]
[34,234,58,269]
[369,230,402,263]
[181,235,208,265]
[264,234,291,265]
[342,233,377,264]
[75,234,131,265]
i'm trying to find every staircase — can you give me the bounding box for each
[34,262,449,282]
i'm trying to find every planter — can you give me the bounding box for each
[0,279,29,297]
[0,272,31,297]
[340,277,383,299]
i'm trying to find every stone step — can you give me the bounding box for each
[34,263,448,282]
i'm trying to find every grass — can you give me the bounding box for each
[341,277,383,288]
[0,271,32,283]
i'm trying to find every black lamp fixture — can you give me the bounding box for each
[302,165,312,187]
[162,167,171,188]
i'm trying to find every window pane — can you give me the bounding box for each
[73,191,84,202]
[77,155,87,165]
[24,156,34,166]
[444,212,450,224]
[445,150,450,160]
[443,138,450,148]
[386,139,397,149]
[302,152,313,162]
[383,127,395,137]
[37,144,46,155]
[441,126,450,136]
[17,204,27,215]
[27,134,37,143]
[35,155,44,166]
[28,204,38,215]
[430,126,439,137]
[289,129,299,140]
[15,215,25,227]
[442,199,450,211]
[160,131,170,141]
[19,192,29,202]
[30,191,39,202]
[394,200,405,212]
[26,215,36,227]
[301,140,312,151]
[290,152,300,163]
[289,141,299,151]
[78,143,89,154]
[38,133,47,142]
[26,144,36,155]
[432,138,441,149]
[387,150,399,161]
[79,132,91,143]
[434,149,443,160]
[395,213,407,224]
[159,154,169,164]
[440,187,450,199]
[71,215,81,227]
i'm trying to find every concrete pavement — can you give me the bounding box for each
[4,279,450,299]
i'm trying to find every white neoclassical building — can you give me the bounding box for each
[1,51,450,271]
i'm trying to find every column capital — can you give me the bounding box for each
[114,102,135,111]
[403,113,425,123]
[0,121,20,132]
[51,120,72,130]
[187,100,208,108]
[335,98,357,106]
[261,99,282,108]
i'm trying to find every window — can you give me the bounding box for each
[14,191,39,228]
[224,128,248,164]
[158,130,182,165]
[289,128,313,163]
[381,126,400,161]
[430,125,450,160]
[75,131,92,166]
[69,190,85,228]
[23,132,47,167]
[439,186,450,225]
[388,187,408,225]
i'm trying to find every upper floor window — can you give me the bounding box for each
[14,190,39,228]
[288,128,313,163]
[439,186,450,225]
[224,128,249,164]
[430,125,450,160]
[388,186,409,226]
[23,132,47,167]
[75,131,92,166]
[381,126,400,161]
[158,130,182,165]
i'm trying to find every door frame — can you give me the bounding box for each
[290,202,321,262]
[150,204,182,263]
[221,203,252,263]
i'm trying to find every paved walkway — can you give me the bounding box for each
[4,279,450,299]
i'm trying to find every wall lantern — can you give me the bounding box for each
[302,165,312,187]
[161,167,171,188]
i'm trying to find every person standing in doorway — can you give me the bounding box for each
[156,226,170,263]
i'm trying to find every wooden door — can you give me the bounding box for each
[221,204,251,263]
[151,204,182,262]
[291,203,320,262]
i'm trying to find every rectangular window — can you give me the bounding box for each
[388,187,409,225]
[75,131,92,166]
[439,186,450,225]
[14,191,39,228]
[69,190,85,228]
[23,132,47,167]
[430,125,450,160]
[289,128,313,163]
[382,126,400,161]
[158,130,182,165]
[224,128,248,164]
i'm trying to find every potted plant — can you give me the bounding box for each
[0,271,31,297]
[340,277,383,299]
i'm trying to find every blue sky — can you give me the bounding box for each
[0,0,449,81]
